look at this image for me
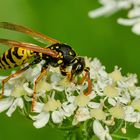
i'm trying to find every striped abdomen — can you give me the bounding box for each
[0,47,35,69]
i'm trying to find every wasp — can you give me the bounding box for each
[0,22,92,110]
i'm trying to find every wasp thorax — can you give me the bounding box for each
[48,43,76,66]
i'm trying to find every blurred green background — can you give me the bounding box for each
[0,0,140,139]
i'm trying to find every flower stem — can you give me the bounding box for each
[110,119,124,134]
[112,134,130,140]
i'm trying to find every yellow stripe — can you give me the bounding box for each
[5,50,15,68]
[0,59,9,69]
[11,47,23,65]
[17,48,27,61]
[27,50,35,58]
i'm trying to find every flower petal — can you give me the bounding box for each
[62,103,77,117]
[16,97,24,108]
[31,112,50,128]
[52,110,64,123]
[0,97,14,113]
[6,98,24,117]
[23,82,33,96]
[108,98,116,106]
[132,22,140,35]
[93,120,112,140]
[33,102,44,113]
[88,102,100,109]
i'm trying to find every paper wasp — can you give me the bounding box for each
[0,22,92,110]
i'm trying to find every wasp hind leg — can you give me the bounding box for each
[1,65,31,98]
[80,67,92,96]
[1,58,41,98]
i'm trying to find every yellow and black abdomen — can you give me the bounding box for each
[0,47,34,69]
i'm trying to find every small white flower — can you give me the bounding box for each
[31,112,50,128]
[0,98,14,113]
[109,105,125,119]
[124,106,140,125]
[103,85,119,98]
[131,99,140,111]
[0,96,24,117]
[6,97,24,117]
[109,67,122,82]
[0,78,31,117]
[72,92,102,124]
[30,94,65,128]
[90,108,107,121]
[62,102,77,117]
[73,107,91,125]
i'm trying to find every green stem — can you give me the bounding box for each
[112,134,130,140]
[63,120,93,140]
[110,119,124,134]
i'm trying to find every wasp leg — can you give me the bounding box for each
[32,66,48,111]
[1,58,41,98]
[85,71,92,96]
[79,72,88,85]
[60,65,72,81]
[1,65,31,98]
[80,67,92,96]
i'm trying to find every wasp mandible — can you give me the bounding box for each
[0,22,92,110]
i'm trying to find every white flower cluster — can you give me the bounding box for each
[89,0,140,35]
[0,57,140,140]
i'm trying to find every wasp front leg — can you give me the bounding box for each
[80,67,92,96]
[60,65,73,81]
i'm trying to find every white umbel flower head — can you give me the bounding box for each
[89,0,140,35]
[1,57,140,139]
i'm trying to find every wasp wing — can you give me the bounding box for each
[0,22,59,44]
[0,38,58,58]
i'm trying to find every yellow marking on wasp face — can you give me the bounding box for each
[51,47,54,49]
[69,51,73,56]
[57,60,63,64]
[59,52,63,58]
[74,59,78,63]
[56,46,59,49]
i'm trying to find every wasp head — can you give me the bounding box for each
[71,57,85,76]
